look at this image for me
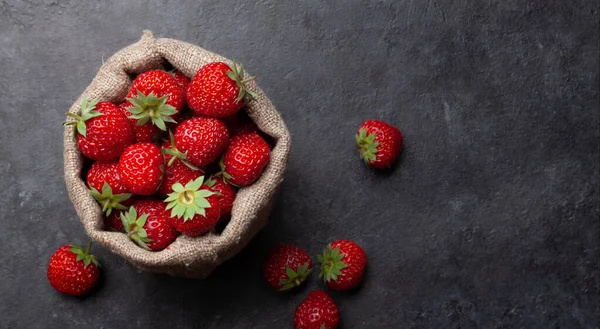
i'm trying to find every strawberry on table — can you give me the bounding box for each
[121,200,178,251]
[165,176,220,236]
[294,290,340,329]
[262,244,312,292]
[187,61,257,118]
[318,240,367,291]
[118,143,165,195]
[174,117,229,168]
[47,242,100,296]
[205,176,236,217]
[86,161,132,216]
[64,98,136,162]
[356,120,403,169]
[221,132,270,186]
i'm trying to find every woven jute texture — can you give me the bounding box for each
[63,31,291,278]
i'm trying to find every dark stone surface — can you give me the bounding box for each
[0,0,598,328]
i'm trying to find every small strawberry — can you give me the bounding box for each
[118,143,164,195]
[64,98,136,162]
[120,200,178,251]
[165,176,220,236]
[105,210,125,232]
[205,176,236,217]
[187,61,257,118]
[118,103,158,143]
[86,161,132,216]
[294,290,340,329]
[223,111,257,137]
[221,132,270,186]
[158,137,203,196]
[174,117,229,168]
[318,240,367,291]
[262,244,312,292]
[126,70,185,131]
[169,70,190,89]
[356,120,403,169]
[47,242,100,296]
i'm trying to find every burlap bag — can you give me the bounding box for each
[63,30,290,278]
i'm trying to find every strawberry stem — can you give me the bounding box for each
[84,241,92,254]
[240,76,256,84]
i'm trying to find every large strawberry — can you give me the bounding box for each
[205,176,236,217]
[221,132,270,186]
[262,244,312,292]
[47,243,100,296]
[118,103,158,143]
[165,176,220,236]
[187,62,257,118]
[356,120,403,169]
[120,200,178,251]
[118,143,164,195]
[318,240,367,291]
[294,290,340,329]
[64,98,136,162]
[86,161,132,216]
[126,70,184,131]
[174,117,229,168]
[158,137,203,196]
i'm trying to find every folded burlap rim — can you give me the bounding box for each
[63,30,291,278]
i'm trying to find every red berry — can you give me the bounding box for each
[67,99,136,162]
[170,70,190,89]
[222,132,270,186]
[47,243,100,296]
[187,62,256,118]
[294,290,340,329]
[118,103,158,143]
[105,210,125,232]
[356,120,403,169]
[86,162,132,216]
[223,111,258,137]
[206,176,236,217]
[118,143,164,195]
[174,117,229,168]
[262,244,312,291]
[318,240,367,291]
[121,200,178,251]
[158,141,204,196]
[165,176,220,236]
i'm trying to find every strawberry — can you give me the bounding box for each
[118,103,158,143]
[105,210,125,232]
[174,117,229,168]
[356,120,403,169]
[47,243,100,296]
[126,70,185,131]
[318,240,367,291]
[294,290,340,329]
[120,200,178,251]
[118,143,164,195]
[170,70,190,89]
[158,138,203,196]
[186,62,257,118]
[165,176,220,236]
[86,161,132,216]
[262,244,312,292]
[64,98,136,162]
[205,176,236,217]
[223,111,257,137]
[221,132,270,186]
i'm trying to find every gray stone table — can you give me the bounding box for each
[0,1,598,328]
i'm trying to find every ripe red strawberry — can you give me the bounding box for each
[47,243,100,296]
[118,103,158,143]
[165,176,220,236]
[170,70,190,89]
[223,111,257,137]
[205,176,236,217]
[187,62,257,118]
[64,98,136,162]
[86,161,132,216]
[294,290,340,329]
[262,244,312,292]
[222,132,270,186]
[118,143,164,195]
[158,139,203,196]
[318,240,367,291]
[356,120,403,169]
[105,210,125,232]
[174,117,229,168]
[121,200,178,251]
[126,70,185,131]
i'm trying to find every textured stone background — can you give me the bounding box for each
[0,1,598,328]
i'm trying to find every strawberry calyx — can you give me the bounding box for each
[89,182,132,216]
[355,128,379,164]
[279,262,312,292]
[126,91,178,131]
[165,176,216,222]
[69,242,100,268]
[120,206,153,250]
[226,61,259,103]
[216,157,238,187]
[63,97,102,137]
[317,244,348,283]
[161,131,200,170]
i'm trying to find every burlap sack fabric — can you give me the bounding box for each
[63,30,291,278]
